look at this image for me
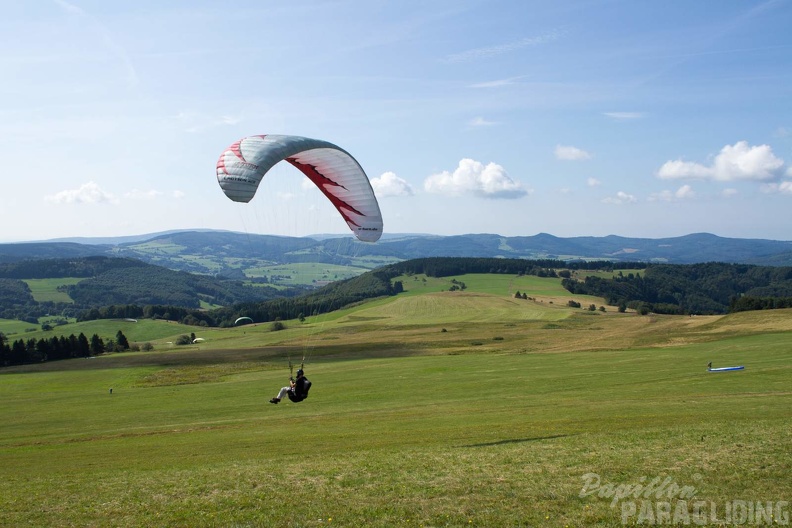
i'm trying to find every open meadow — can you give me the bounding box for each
[1,274,790,527]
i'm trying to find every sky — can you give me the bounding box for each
[2,0,792,243]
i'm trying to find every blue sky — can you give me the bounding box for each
[2,0,791,242]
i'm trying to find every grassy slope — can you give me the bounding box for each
[23,277,84,303]
[1,275,790,527]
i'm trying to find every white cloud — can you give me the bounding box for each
[424,159,529,199]
[468,117,498,127]
[675,184,695,199]
[656,160,713,179]
[649,185,696,202]
[555,145,591,161]
[601,191,637,204]
[371,171,414,197]
[657,141,785,182]
[45,181,118,205]
[722,188,738,197]
[587,177,602,187]
[603,112,645,120]
[761,181,792,194]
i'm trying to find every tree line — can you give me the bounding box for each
[385,257,646,278]
[561,262,792,315]
[0,330,133,367]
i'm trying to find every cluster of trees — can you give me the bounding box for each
[66,266,283,308]
[387,257,645,279]
[0,278,40,321]
[730,296,792,312]
[562,263,792,315]
[0,330,136,367]
[77,304,217,326]
[0,256,148,279]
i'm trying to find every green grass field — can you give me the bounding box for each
[1,276,790,527]
[23,277,84,303]
[245,262,372,287]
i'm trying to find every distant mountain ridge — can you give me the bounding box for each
[1,230,791,271]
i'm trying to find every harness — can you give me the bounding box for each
[288,377,312,402]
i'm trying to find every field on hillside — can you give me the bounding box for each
[245,262,371,287]
[23,277,84,303]
[1,275,790,527]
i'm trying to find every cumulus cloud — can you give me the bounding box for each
[601,191,637,204]
[555,145,591,161]
[648,185,696,202]
[424,159,529,199]
[657,141,785,182]
[45,181,118,205]
[371,171,414,197]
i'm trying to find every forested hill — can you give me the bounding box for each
[0,257,294,321]
[2,231,791,272]
[0,255,148,279]
[561,262,792,314]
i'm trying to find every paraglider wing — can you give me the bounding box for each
[234,316,254,326]
[216,135,383,242]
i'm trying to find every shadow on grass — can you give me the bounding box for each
[459,434,570,448]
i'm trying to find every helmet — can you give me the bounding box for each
[296,369,304,377]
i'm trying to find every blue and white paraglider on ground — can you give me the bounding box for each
[707,362,745,372]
